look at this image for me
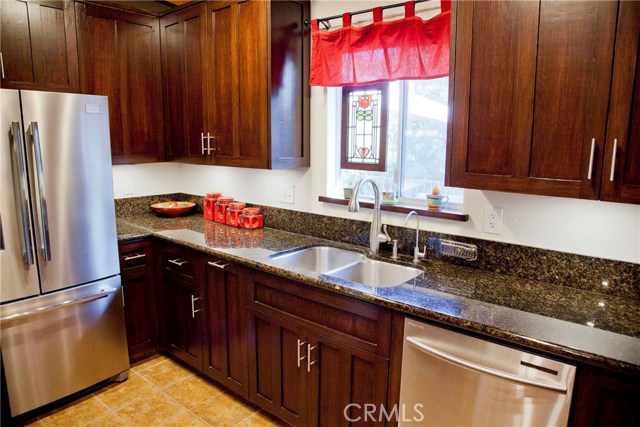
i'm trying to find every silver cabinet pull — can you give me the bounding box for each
[28,122,51,261]
[206,132,213,154]
[1,52,5,79]
[123,253,146,261]
[406,336,567,393]
[207,260,228,269]
[1,287,117,323]
[587,138,596,180]
[297,339,306,368]
[307,344,317,372]
[609,138,618,182]
[168,258,188,267]
[191,295,201,318]
[9,122,34,266]
[201,132,206,155]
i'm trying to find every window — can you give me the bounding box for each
[338,77,463,205]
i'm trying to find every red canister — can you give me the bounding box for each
[226,202,247,227]
[203,192,221,221]
[215,196,234,223]
[240,207,263,229]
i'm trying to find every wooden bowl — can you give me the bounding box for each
[151,201,196,217]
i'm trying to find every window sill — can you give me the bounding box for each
[318,196,469,222]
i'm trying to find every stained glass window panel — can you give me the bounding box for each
[341,83,388,171]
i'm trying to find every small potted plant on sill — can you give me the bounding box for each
[343,175,356,199]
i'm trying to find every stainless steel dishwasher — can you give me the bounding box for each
[399,318,576,427]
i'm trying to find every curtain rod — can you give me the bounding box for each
[304,0,430,27]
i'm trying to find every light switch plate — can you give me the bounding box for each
[483,207,503,235]
[282,184,295,204]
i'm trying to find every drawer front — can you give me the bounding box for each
[119,240,152,271]
[247,270,391,357]
[161,244,196,278]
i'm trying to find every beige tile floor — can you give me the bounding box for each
[22,355,284,427]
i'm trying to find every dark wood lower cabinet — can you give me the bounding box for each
[202,257,249,399]
[118,240,158,363]
[570,365,640,427]
[162,271,203,371]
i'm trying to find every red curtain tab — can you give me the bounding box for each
[310,1,450,87]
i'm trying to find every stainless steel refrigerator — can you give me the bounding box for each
[1,89,129,417]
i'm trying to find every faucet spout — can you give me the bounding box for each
[405,210,425,264]
[348,177,388,254]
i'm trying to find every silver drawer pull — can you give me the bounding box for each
[609,138,618,182]
[191,295,201,318]
[406,336,567,393]
[587,138,596,180]
[168,258,188,267]
[297,339,306,368]
[1,287,117,323]
[123,253,146,261]
[307,344,317,372]
[207,260,228,269]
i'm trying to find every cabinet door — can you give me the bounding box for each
[600,0,640,204]
[122,270,158,362]
[162,271,203,371]
[203,258,249,398]
[248,308,308,427]
[448,0,618,199]
[205,0,269,169]
[0,0,78,92]
[76,3,163,164]
[161,4,208,163]
[307,332,389,427]
[569,366,640,427]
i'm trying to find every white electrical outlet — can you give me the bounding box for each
[123,179,133,195]
[282,184,295,204]
[483,207,503,235]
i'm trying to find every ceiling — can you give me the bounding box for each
[85,0,199,16]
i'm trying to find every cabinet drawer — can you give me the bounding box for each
[161,244,196,278]
[119,240,152,271]
[247,270,391,357]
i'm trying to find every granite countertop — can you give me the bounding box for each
[117,213,640,376]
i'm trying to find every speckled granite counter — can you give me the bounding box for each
[117,213,640,376]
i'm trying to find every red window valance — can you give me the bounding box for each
[310,1,450,87]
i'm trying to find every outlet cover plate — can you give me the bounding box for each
[282,184,295,204]
[483,207,503,235]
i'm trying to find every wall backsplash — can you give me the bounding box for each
[115,193,639,301]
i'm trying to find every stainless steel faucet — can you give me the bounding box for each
[348,177,390,255]
[405,210,426,264]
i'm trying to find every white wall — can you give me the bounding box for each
[112,1,640,264]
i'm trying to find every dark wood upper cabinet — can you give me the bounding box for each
[160,3,208,163]
[76,2,164,164]
[162,0,310,169]
[600,0,640,204]
[0,0,79,92]
[447,0,622,200]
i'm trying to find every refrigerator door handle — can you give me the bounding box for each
[0,286,117,323]
[27,122,52,261]
[9,121,34,265]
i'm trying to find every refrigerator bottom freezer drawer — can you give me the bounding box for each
[0,277,130,417]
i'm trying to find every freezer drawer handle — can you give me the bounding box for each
[406,336,568,393]
[0,287,118,323]
[9,122,34,265]
[27,122,52,261]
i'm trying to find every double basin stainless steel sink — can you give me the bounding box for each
[270,246,423,288]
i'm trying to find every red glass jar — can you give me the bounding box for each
[241,207,263,229]
[226,202,246,227]
[203,192,221,221]
[214,196,234,223]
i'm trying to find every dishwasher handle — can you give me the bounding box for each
[406,336,567,393]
